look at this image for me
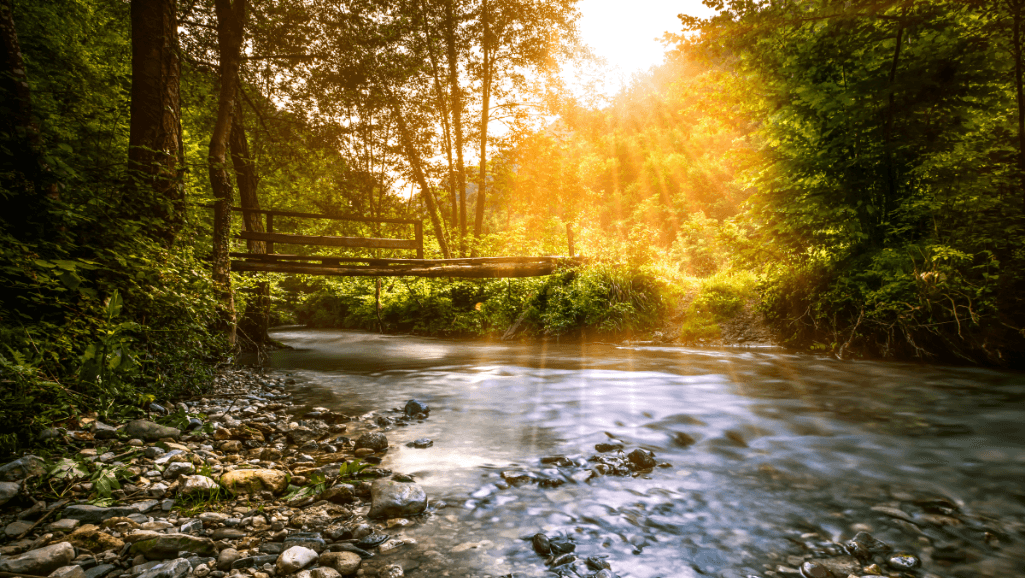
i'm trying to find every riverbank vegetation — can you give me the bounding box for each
[3,0,1025,451]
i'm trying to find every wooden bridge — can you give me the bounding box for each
[227,207,579,278]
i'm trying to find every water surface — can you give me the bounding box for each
[264,328,1025,578]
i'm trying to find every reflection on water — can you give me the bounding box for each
[263,328,1025,578]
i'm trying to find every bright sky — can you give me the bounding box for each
[574,0,716,93]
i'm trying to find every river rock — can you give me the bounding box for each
[355,432,388,451]
[180,475,219,494]
[287,427,318,446]
[217,548,240,571]
[407,438,433,449]
[312,567,342,578]
[163,462,195,480]
[126,420,180,441]
[91,421,119,440]
[887,552,921,570]
[532,533,551,555]
[49,565,87,578]
[283,532,326,553]
[368,479,427,519]
[289,503,350,530]
[594,442,623,453]
[799,561,834,578]
[276,546,318,574]
[0,480,19,506]
[219,469,287,494]
[63,504,138,524]
[627,448,656,469]
[67,524,125,552]
[403,400,429,417]
[0,541,74,575]
[130,533,216,560]
[320,551,362,576]
[5,519,32,537]
[843,531,891,559]
[47,518,81,533]
[816,555,860,577]
[0,455,46,481]
[136,558,192,578]
[319,485,355,504]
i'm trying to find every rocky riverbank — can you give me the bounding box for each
[0,369,433,578]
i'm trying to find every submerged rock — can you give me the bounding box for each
[627,448,657,469]
[406,438,433,449]
[887,552,921,571]
[403,399,429,417]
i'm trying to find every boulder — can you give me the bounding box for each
[180,475,219,495]
[0,541,75,575]
[276,546,318,574]
[0,455,47,481]
[320,551,362,576]
[48,565,87,578]
[67,524,125,552]
[368,479,427,519]
[125,420,180,442]
[219,469,287,494]
[130,533,216,560]
[136,558,192,578]
[354,433,388,451]
[0,480,19,506]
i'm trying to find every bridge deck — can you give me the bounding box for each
[231,253,581,278]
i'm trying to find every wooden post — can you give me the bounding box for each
[375,277,383,333]
[266,213,274,254]
[415,221,424,259]
[566,223,575,257]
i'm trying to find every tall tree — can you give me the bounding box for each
[129,0,184,238]
[209,0,247,345]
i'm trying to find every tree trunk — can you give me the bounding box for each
[1012,0,1025,211]
[881,2,909,242]
[230,97,270,345]
[129,0,183,239]
[445,0,469,256]
[390,99,452,259]
[472,0,492,254]
[209,0,247,346]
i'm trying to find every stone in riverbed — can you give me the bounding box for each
[136,558,192,578]
[843,531,891,559]
[887,552,921,571]
[799,561,834,578]
[66,524,125,552]
[594,442,623,453]
[0,455,47,481]
[319,484,355,505]
[368,479,427,519]
[219,468,288,494]
[627,449,656,469]
[91,421,119,440]
[276,546,318,574]
[162,462,194,480]
[48,565,87,578]
[5,519,32,537]
[320,551,362,576]
[355,432,388,451]
[130,533,216,560]
[63,504,138,524]
[216,548,240,571]
[312,567,342,578]
[125,420,180,441]
[406,438,433,449]
[403,400,429,417]
[180,475,219,495]
[0,480,19,506]
[0,541,75,575]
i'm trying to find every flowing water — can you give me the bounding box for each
[261,328,1025,578]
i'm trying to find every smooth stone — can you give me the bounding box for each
[84,563,117,578]
[66,524,125,552]
[0,541,75,575]
[312,567,341,578]
[48,565,87,578]
[800,561,834,578]
[47,518,81,533]
[5,520,33,537]
[276,546,318,574]
[211,528,246,540]
[844,532,891,559]
[219,469,288,494]
[130,533,217,560]
[368,479,427,519]
[61,505,138,525]
[180,475,219,494]
[136,558,191,578]
[0,481,20,506]
[354,433,388,451]
[91,421,119,440]
[319,485,355,505]
[887,552,921,570]
[594,442,623,452]
[216,548,240,571]
[532,533,551,555]
[320,551,362,575]
[162,462,194,480]
[0,455,47,481]
[283,532,326,553]
[406,439,433,449]
[125,420,180,442]
[230,554,277,570]
[179,520,202,534]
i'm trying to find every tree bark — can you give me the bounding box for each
[209,0,247,346]
[129,0,184,238]
[1011,0,1025,211]
[389,99,452,259]
[473,0,492,253]
[445,0,469,255]
[230,96,269,344]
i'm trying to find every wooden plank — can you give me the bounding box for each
[231,260,564,278]
[238,231,418,250]
[229,252,580,266]
[226,206,419,225]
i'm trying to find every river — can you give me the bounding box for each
[259,328,1025,578]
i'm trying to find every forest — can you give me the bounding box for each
[2,0,1025,452]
